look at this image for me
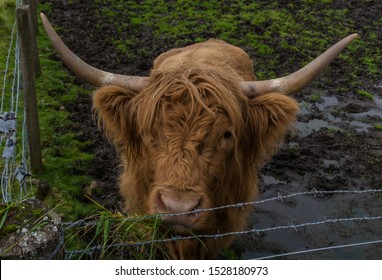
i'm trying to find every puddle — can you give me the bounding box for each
[296,118,374,136]
[298,106,311,116]
[348,121,373,132]
[353,109,382,119]
[244,188,378,260]
[299,96,339,115]
[373,96,382,109]
[295,119,336,137]
[298,102,312,115]
[326,113,342,123]
[262,175,287,186]
[316,96,338,111]
[245,190,327,259]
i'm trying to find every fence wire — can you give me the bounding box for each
[1,0,32,203]
[63,188,382,259]
[64,188,382,229]
[254,239,382,260]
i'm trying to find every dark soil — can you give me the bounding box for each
[42,0,382,259]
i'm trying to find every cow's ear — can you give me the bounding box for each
[247,93,299,163]
[92,85,137,147]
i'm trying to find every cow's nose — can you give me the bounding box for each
[158,192,201,213]
[155,191,204,228]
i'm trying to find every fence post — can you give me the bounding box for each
[22,0,38,33]
[17,5,43,173]
[22,0,41,77]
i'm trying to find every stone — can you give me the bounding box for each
[0,198,64,259]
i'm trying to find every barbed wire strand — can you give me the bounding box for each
[66,216,382,259]
[64,188,382,229]
[8,32,20,199]
[64,213,382,259]
[1,20,16,113]
[254,239,382,260]
[44,226,66,260]
[0,19,17,203]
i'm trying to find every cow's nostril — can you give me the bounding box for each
[187,200,202,216]
[156,193,167,213]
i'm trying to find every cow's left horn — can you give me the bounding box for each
[40,13,150,91]
[240,34,358,97]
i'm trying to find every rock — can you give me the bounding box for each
[0,198,64,259]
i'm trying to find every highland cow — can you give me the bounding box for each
[41,13,357,259]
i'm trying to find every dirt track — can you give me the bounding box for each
[43,0,382,259]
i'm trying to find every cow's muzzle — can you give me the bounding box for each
[152,187,208,230]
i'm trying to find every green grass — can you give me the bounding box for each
[35,5,98,221]
[374,124,382,131]
[357,90,374,100]
[92,0,381,83]
[310,93,321,102]
[65,209,170,260]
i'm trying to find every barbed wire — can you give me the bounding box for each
[44,226,65,260]
[64,188,382,229]
[1,20,16,113]
[254,239,382,260]
[65,214,382,259]
[1,18,18,203]
[1,0,31,203]
[63,188,382,259]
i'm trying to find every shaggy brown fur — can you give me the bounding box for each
[93,39,299,259]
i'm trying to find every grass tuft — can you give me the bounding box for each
[357,90,374,100]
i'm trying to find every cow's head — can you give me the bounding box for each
[91,67,299,232]
[40,13,357,234]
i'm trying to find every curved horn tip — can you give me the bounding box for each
[345,33,359,43]
[40,13,53,31]
[40,12,47,22]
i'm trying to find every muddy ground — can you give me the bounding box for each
[43,0,381,259]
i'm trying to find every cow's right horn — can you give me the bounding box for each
[40,13,150,92]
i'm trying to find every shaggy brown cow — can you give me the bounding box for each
[41,13,357,259]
